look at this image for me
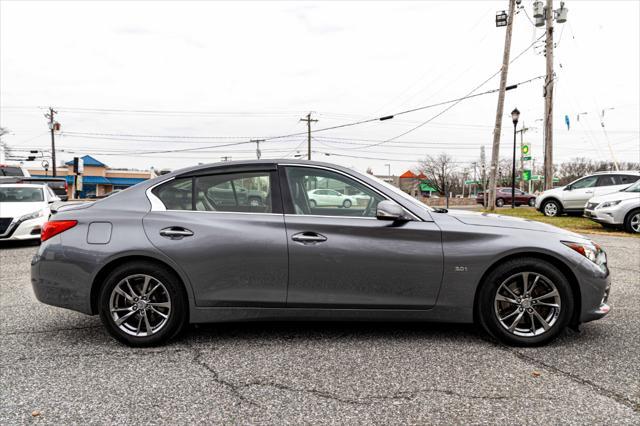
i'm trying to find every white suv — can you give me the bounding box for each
[584,180,640,233]
[535,171,640,217]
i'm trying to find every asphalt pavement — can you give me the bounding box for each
[1,235,638,424]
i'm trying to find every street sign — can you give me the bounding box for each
[522,169,531,181]
[521,143,531,161]
[531,175,559,183]
[464,180,480,185]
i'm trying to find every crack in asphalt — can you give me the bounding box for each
[190,347,553,408]
[504,347,639,413]
[0,325,102,336]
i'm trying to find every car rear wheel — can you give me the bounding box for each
[528,198,536,207]
[624,209,640,234]
[495,198,505,208]
[99,262,187,347]
[542,199,562,217]
[343,199,352,208]
[477,258,573,346]
[309,199,317,208]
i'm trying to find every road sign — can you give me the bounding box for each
[521,143,531,161]
[522,169,531,181]
[464,180,480,185]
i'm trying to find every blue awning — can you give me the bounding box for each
[65,175,111,185]
[107,177,147,186]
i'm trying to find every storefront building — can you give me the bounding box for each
[28,155,155,199]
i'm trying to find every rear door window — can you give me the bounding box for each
[194,172,272,213]
[153,178,193,210]
[596,175,617,187]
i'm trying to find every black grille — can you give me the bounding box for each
[586,202,598,210]
[0,218,13,234]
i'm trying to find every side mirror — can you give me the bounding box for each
[376,200,411,221]
[564,186,572,191]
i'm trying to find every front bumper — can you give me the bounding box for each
[584,208,623,225]
[0,216,46,240]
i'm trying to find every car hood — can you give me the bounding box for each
[446,209,585,239]
[0,202,47,218]
[588,190,640,204]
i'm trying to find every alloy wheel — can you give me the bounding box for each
[631,213,640,233]
[109,274,172,337]
[544,202,558,216]
[494,272,561,337]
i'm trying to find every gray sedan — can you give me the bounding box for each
[31,160,611,347]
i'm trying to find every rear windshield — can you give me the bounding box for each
[0,187,44,202]
[0,166,24,176]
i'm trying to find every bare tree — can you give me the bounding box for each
[417,153,457,196]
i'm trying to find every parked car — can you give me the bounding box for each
[31,160,611,347]
[0,183,59,241]
[535,171,640,217]
[1,176,69,201]
[307,188,357,208]
[584,180,640,233]
[0,164,30,179]
[476,187,536,208]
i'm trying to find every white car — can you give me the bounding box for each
[307,188,357,208]
[584,180,640,233]
[535,171,640,217]
[0,184,59,241]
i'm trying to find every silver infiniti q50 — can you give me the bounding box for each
[31,160,611,347]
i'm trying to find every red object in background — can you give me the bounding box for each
[476,187,536,207]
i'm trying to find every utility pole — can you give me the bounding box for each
[251,139,265,159]
[481,146,487,208]
[543,0,554,191]
[488,0,516,211]
[45,107,58,176]
[300,113,317,160]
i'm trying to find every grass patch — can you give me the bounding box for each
[482,207,638,238]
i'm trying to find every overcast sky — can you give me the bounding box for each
[1,0,638,175]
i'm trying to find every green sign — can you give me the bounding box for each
[464,180,480,185]
[522,169,531,181]
[531,175,559,183]
[521,143,532,161]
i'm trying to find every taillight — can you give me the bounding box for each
[64,181,68,191]
[41,220,78,242]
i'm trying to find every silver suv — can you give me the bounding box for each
[535,171,640,217]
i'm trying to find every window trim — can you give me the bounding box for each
[279,164,421,221]
[147,169,283,214]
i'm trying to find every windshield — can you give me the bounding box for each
[0,187,44,202]
[365,173,435,212]
[623,180,640,192]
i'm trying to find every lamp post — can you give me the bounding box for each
[511,108,520,208]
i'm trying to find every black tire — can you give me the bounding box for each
[343,199,352,208]
[98,261,187,347]
[495,198,505,208]
[528,198,536,207]
[476,257,574,347]
[542,199,562,217]
[624,208,640,234]
[309,199,317,208]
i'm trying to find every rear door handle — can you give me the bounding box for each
[160,227,194,239]
[291,232,327,243]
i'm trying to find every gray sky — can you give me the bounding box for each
[1,0,639,175]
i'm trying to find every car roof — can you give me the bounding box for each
[591,170,640,175]
[0,183,46,188]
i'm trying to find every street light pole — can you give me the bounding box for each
[511,108,520,208]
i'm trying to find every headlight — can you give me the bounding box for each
[598,200,621,209]
[19,209,46,222]
[562,241,607,269]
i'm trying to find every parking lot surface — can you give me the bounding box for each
[1,235,639,424]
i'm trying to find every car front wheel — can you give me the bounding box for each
[99,262,187,347]
[477,258,573,346]
[542,199,562,217]
[624,209,640,234]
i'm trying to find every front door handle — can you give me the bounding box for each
[291,232,327,243]
[160,227,194,239]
